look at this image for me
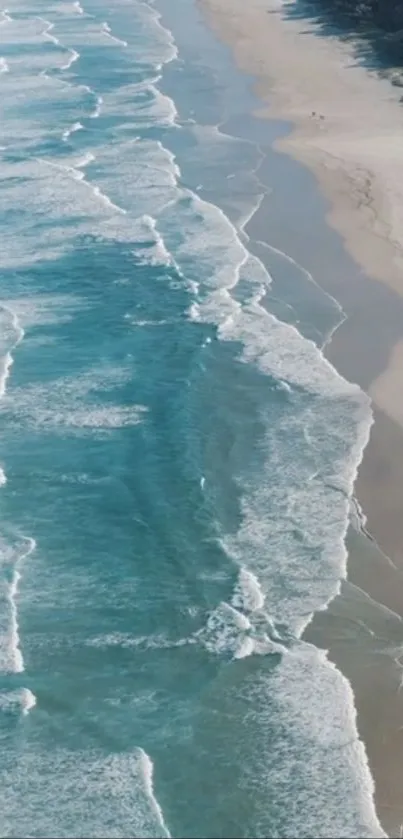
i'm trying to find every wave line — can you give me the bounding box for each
[37,17,60,46]
[102,21,128,47]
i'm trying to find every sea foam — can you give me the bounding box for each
[0,536,36,674]
[0,748,170,837]
[0,0,383,835]
[0,687,36,715]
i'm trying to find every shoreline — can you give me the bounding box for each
[198,1,403,836]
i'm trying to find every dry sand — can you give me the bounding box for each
[197,0,403,835]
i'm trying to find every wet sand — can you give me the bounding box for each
[199,0,403,835]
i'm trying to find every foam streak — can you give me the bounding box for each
[61,49,79,71]
[90,94,103,119]
[38,17,60,47]
[137,749,171,838]
[0,8,11,24]
[0,303,35,683]
[7,538,36,674]
[102,21,128,48]
[62,121,84,142]
[39,157,127,215]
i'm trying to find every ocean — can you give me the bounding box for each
[0,0,386,836]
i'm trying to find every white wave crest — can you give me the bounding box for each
[0,536,36,674]
[62,121,84,142]
[0,9,11,25]
[90,93,103,119]
[132,214,175,267]
[137,749,171,838]
[39,155,126,215]
[2,363,148,434]
[101,21,128,48]
[232,567,265,613]
[61,49,79,71]
[146,4,178,67]
[87,632,191,651]
[0,748,170,837]
[100,79,178,128]
[0,687,36,715]
[38,17,60,47]
[0,300,35,673]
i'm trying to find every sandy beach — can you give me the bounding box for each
[198,0,403,835]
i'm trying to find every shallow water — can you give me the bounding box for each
[0,0,385,836]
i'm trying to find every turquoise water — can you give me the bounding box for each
[0,1,386,836]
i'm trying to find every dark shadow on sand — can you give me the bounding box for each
[278,0,403,86]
